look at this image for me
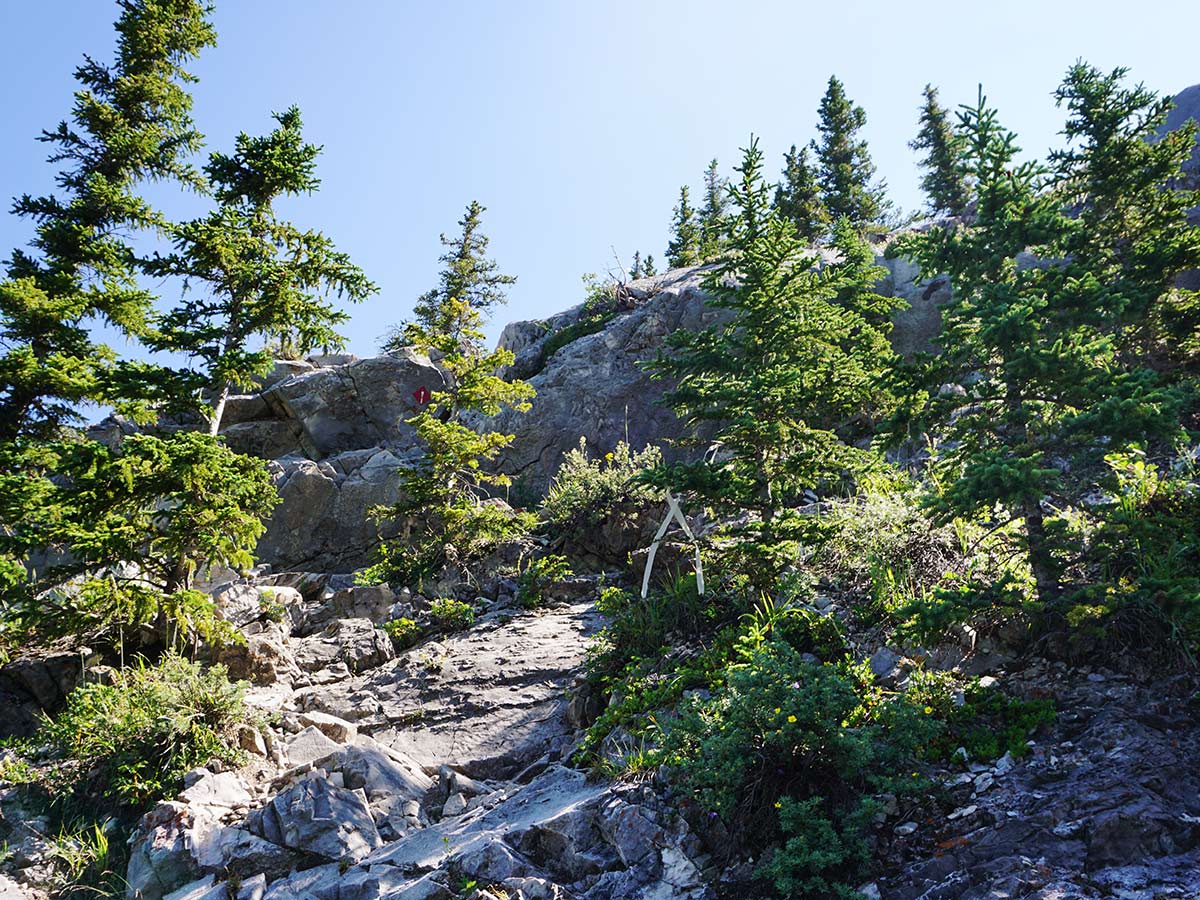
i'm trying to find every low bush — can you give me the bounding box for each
[383,617,422,649]
[515,554,573,608]
[541,439,663,550]
[662,641,939,897]
[429,598,475,631]
[40,654,249,817]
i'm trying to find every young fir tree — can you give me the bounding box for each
[666,185,700,268]
[4,433,278,645]
[147,107,376,433]
[366,202,535,588]
[0,0,216,443]
[643,254,658,277]
[888,77,1199,617]
[772,144,828,243]
[629,251,644,281]
[910,84,970,216]
[646,139,901,584]
[812,76,890,227]
[697,158,730,259]
[0,1,282,646]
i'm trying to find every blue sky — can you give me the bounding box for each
[1,1,1198,356]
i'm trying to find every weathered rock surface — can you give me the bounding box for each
[881,669,1200,900]
[294,599,601,776]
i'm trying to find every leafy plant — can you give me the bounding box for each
[429,598,475,632]
[515,554,573,609]
[40,654,248,816]
[383,617,423,650]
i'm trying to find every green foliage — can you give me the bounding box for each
[383,617,422,650]
[41,655,248,817]
[540,437,663,547]
[910,84,970,216]
[368,202,534,589]
[429,598,476,632]
[812,76,890,226]
[905,670,1055,762]
[645,138,902,587]
[4,432,277,645]
[46,821,123,900]
[0,0,216,443]
[666,185,700,268]
[147,106,376,433]
[535,276,619,366]
[773,144,828,243]
[887,68,1200,625]
[664,642,937,896]
[515,554,573,609]
[698,158,731,260]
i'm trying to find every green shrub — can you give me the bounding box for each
[516,554,573,608]
[429,598,475,631]
[541,438,663,540]
[662,641,939,897]
[532,275,620,372]
[903,669,1054,762]
[40,654,248,816]
[383,617,422,649]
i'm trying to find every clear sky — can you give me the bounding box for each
[1,1,1198,355]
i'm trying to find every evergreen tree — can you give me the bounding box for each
[646,138,901,584]
[643,254,658,277]
[0,0,216,442]
[666,185,700,268]
[629,251,644,281]
[698,158,730,259]
[888,77,1200,614]
[910,84,969,215]
[812,76,889,226]
[773,144,828,243]
[147,107,376,433]
[367,203,534,588]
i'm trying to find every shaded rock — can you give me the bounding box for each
[250,776,381,862]
[293,618,394,676]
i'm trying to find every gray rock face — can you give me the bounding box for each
[255,449,409,572]
[249,775,382,862]
[295,599,601,776]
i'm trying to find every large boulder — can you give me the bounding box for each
[255,449,409,572]
[259,350,448,458]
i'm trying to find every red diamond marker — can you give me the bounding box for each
[412,386,431,405]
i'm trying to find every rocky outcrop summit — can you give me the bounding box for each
[217,252,944,572]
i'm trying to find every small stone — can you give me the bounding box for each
[1087,672,1106,682]
[994,751,1015,775]
[857,883,882,900]
[951,746,970,764]
[973,772,995,793]
[298,711,357,743]
[894,821,918,836]
[978,676,998,689]
[947,804,977,821]
[442,792,468,817]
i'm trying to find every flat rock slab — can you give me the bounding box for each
[296,600,600,776]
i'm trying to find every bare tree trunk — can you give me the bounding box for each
[1023,496,1060,608]
[209,381,230,436]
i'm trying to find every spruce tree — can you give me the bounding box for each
[888,77,1200,615]
[698,158,730,259]
[773,144,828,243]
[643,254,658,277]
[646,138,901,584]
[0,0,216,442]
[910,84,969,215]
[147,107,376,433]
[812,76,889,226]
[367,203,534,588]
[666,185,700,268]
[629,251,644,281]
